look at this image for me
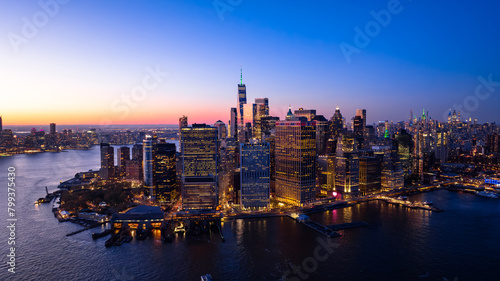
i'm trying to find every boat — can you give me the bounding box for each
[422,201,433,206]
[201,274,213,281]
[105,235,119,247]
[92,228,114,240]
[476,191,499,199]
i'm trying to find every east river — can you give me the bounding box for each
[0,146,499,280]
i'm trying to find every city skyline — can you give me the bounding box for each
[2,1,500,126]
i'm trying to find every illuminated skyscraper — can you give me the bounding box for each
[275,120,317,206]
[143,136,155,195]
[252,98,269,140]
[294,108,316,121]
[237,68,247,143]
[154,141,177,203]
[229,107,237,138]
[334,136,359,197]
[179,115,188,137]
[117,146,130,178]
[240,142,270,209]
[100,143,115,180]
[329,106,343,139]
[359,156,382,195]
[313,115,329,155]
[435,130,448,163]
[181,124,218,210]
[214,120,227,140]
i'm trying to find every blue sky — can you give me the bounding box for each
[1,0,499,125]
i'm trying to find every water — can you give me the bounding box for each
[0,147,499,281]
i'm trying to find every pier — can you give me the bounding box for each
[376,197,443,212]
[288,214,341,238]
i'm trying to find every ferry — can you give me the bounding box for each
[476,191,499,199]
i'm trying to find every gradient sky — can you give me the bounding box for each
[1,0,499,126]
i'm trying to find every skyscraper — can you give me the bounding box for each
[294,108,316,121]
[275,120,317,206]
[117,146,130,178]
[334,136,359,197]
[179,115,188,137]
[229,107,237,138]
[143,136,155,196]
[181,124,218,210]
[252,98,269,140]
[237,68,247,143]
[50,123,56,135]
[329,106,343,139]
[0,116,2,131]
[240,142,270,209]
[359,156,382,195]
[100,143,115,180]
[154,141,177,203]
[214,120,227,140]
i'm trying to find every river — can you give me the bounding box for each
[0,146,499,280]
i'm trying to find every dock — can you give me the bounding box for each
[65,221,107,237]
[328,221,369,231]
[288,214,341,238]
[376,197,443,212]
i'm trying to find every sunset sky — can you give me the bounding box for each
[1,0,500,126]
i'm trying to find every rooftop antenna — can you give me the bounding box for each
[240,65,243,85]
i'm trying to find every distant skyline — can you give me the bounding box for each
[1,0,500,126]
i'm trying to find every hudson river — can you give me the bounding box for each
[0,146,499,280]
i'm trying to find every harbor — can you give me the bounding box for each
[288,213,341,238]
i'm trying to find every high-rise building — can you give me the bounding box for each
[329,106,343,139]
[240,142,270,209]
[181,124,218,210]
[0,116,2,131]
[313,115,329,155]
[252,98,269,140]
[294,108,316,121]
[214,120,227,140]
[359,156,382,195]
[100,143,115,180]
[237,68,247,143]
[229,107,237,138]
[179,116,188,137]
[394,129,413,179]
[117,146,130,178]
[334,136,359,197]
[49,123,56,135]
[154,141,177,203]
[435,130,449,163]
[143,136,155,195]
[275,120,317,206]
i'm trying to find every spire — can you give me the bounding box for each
[240,65,243,85]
